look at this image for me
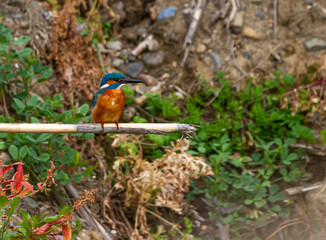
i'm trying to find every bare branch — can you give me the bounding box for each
[0,123,198,135]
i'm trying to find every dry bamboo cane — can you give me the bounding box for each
[0,123,198,134]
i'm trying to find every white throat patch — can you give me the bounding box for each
[100,83,109,89]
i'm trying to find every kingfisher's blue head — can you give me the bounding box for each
[99,72,144,90]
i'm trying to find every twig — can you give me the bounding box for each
[144,208,185,237]
[131,34,153,56]
[230,40,248,76]
[284,184,322,196]
[266,218,303,240]
[210,1,231,25]
[181,0,206,66]
[289,143,326,156]
[96,44,106,74]
[273,0,278,39]
[65,184,113,240]
[0,123,198,134]
[226,0,237,30]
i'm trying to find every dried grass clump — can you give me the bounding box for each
[49,0,103,105]
[104,135,213,239]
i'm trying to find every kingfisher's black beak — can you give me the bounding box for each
[122,78,144,84]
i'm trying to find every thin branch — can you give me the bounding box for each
[230,40,248,76]
[273,0,278,39]
[0,123,198,134]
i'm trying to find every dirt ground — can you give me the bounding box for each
[1,0,326,239]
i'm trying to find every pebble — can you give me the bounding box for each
[124,61,144,78]
[122,107,137,122]
[255,10,264,19]
[138,74,158,86]
[183,8,192,15]
[142,51,165,66]
[242,26,262,40]
[112,58,124,69]
[148,39,160,52]
[209,52,222,72]
[196,43,207,53]
[304,38,326,51]
[107,40,122,51]
[243,51,252,59]
[128,54,136,62]
[136,28,147,39]
[252,0,262,4]
[22,197,39,210]
[231,11,244,34]
[304,0,313,5]
[157,7,178,21]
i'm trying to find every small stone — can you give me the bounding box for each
[1,152,10,163]
[196,44,207,53]
[157,7,178,21]
[128,54,136,62]
[107,40,122,51]
[149,6,160,21]
[183,8,192,15]
[231,11,244,34]
[251,0,262,4]
[142,51,165,66]
[209,52,222,72]
[243,51,252,59]
[304,0,313,5]
[22,197,39,210]
[242,26,262,40]
[138,74,158,86]
[148,39,160,52]
[255,10,264,19]
[304,38,326,51]
[136,28,147,39]
[124,62,144,78]
[112,58,124,69]
[122,107,137,122]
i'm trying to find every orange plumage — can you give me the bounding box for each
[92,88,126,124]
[92,73,143,129]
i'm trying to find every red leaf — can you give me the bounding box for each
[6,180,34,192]
[34,223,52,235]
[62,224,71,240]
[15,164,23,191]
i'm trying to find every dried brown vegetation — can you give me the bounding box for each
[103,135,213,239]
[49,0,103,106]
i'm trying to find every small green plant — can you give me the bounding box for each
[0,23,94,184]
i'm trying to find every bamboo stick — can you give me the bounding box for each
[0,123,198,135]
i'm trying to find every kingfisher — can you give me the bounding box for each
[92,72,143,130]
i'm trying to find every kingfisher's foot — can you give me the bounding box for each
[95,122,106,137]
[115,121,119,130]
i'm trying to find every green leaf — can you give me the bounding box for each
[283,73,295,84]
[13,36,31,45]
[13,98,25,109]
[27,95,39,106]
[9,144,18,160]
[31,117,40,123]
[0,196,8,210]
[77,104,89,116]
[37,70,53,82]
[19,209,31,222]
[19,145,28,159]
[269,184,279,195]
[38,153,50,162]
[72,173,83,183]
[0,44,9,51]
[16,48,33,57]
[83,166,93,178]
[0,141,7,149]
[36,133,52,142]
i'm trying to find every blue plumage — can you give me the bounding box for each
[100,72,126,87]
[92,89,105,106]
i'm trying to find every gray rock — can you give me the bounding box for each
[304,38,326,51]
[136,28,148,39]
[22,197,39,210]
[157,7,178,21]
[209,52,222,73]
[122,107,137,122]
[107,40,122,51]
[124,62,144,78]
[243,51,252,59]
[112,58,124,69]
[142,51,165,66]
[148,39,160,52]
[128,54,136,62]
[231,11,244,34]
[304,0,313,5]
[255,10,264,19]
[251,0,262,4]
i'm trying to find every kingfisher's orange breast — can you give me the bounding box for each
[92,89,126,123]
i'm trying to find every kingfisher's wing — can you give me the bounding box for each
[92,89,105,107]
